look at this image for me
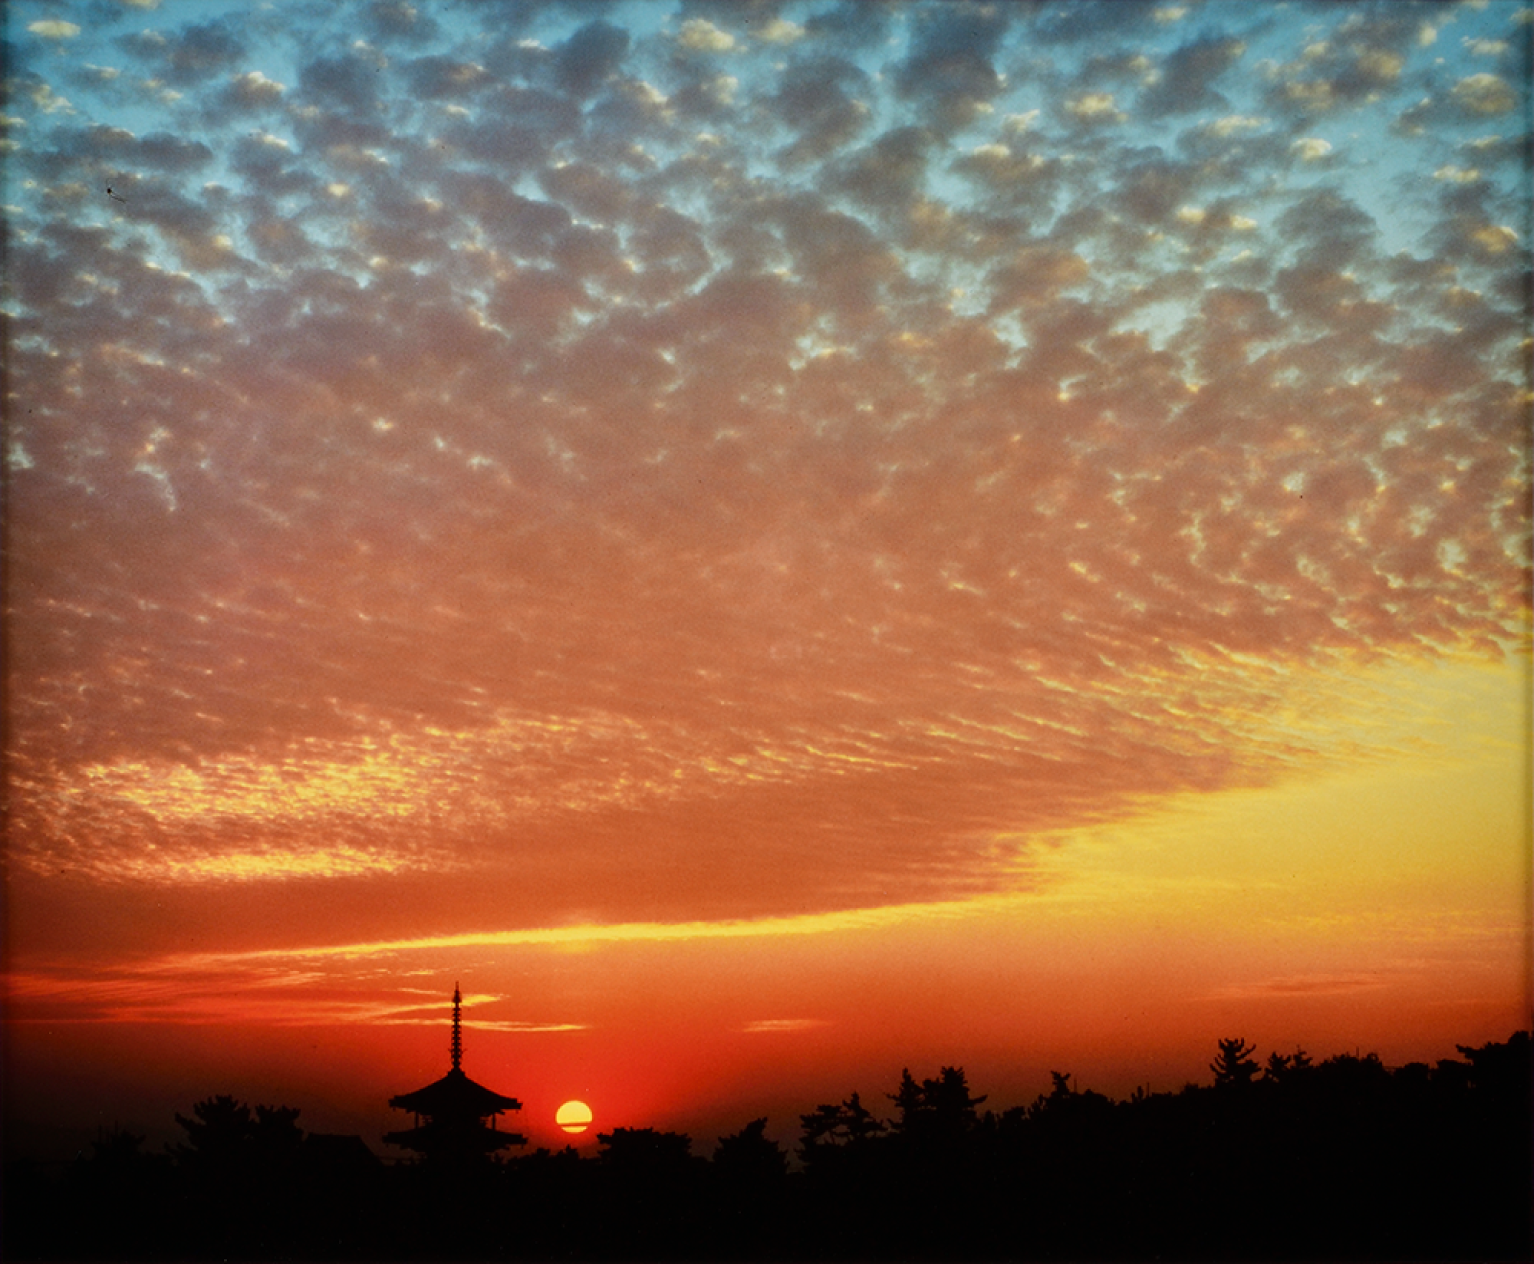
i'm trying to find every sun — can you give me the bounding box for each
[556,1100,593,1134]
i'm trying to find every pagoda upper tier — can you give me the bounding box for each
[385,985,525,1164]
[389,1068,522,1120]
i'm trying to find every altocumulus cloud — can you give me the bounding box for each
[28,19,80,40]
[4,0,1529,935]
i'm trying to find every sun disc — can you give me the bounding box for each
[556,1099,593,1133]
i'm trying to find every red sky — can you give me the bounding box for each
[4,0,1530,1159]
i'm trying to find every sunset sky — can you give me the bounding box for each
[4,0,1530,1157]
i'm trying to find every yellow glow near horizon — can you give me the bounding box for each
[152,896,1005,968]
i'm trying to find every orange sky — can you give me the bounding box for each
[8,651,1527,1152]
[4,0,1531,1158]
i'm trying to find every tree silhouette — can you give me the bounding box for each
[597,1125,695,1170]
[888,1067,925,1131]
[5,1030,1529,1261]
[797,1101,846,1165]
[60,1125,169,1258]
[711,1120,789,1258]
[713,1118,787,1183]
[174,1094,254,1164]
[252,1102,304,1166]
[593,1127,705,1257]
[889,1065,985,1154]
[1210,1036,1260,1087]
[1264,1047,1313,1082]
[924,1066,987,1129]
[1021,1067,1115,1150]
[840,1091,886,1147]
[797,1091,885,1169]
[167,1095,311,1257]
[1457,1029,1532,1097]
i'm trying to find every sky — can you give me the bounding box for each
[3,0,1531,1158]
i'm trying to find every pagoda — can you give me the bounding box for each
[385,985,525,1165]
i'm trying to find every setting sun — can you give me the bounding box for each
[556,1100,593,1134]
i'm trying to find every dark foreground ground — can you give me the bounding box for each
[4,1031,1529,1261]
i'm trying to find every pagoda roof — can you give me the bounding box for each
[389,1067,522,1117]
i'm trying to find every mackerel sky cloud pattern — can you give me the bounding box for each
[4,1,1529,952]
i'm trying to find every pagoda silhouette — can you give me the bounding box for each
[385,984,525,1166]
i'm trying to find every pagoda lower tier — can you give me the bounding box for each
[383,1112,526,1157]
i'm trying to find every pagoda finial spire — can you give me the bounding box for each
[451,983,463,1072]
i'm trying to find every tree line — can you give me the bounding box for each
[4,1030,1528,1261]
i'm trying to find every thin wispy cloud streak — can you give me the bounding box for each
[4,0,1529,960]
